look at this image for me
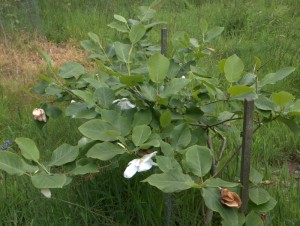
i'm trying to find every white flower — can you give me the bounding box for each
[32,108,47,122]
[123,151,158,179]
[112,98,135,110]
[41,188,51,198]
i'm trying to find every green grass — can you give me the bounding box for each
[0,0,300,225]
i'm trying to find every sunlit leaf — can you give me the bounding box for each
[224,55,244,83]
[271,91,294,108]
[15,137,40,162]
[147,53,170,83]
[48,144,79,166]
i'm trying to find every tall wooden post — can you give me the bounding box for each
[240,98,254,213]
[161,28,167,56]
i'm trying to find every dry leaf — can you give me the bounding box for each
[260,212,267,223]
[220,188,242,208]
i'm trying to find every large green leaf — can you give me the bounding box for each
[78,119,120,141]
[160,140,174,157]
[147,53,170,83]
[205,26,224,42]
[129,23,146,44]
[271,91,294,108]
[249,197,277,212]
[70,162,99,175]
[255,95,278,111]
[228,85,255,97]
[288,99,300,115]
[200,18,208,35]
[203,178,240,188]
[113,14,127,23]
[224,55,244,83]
[86,142,125,161]
[108,22,129,33]
[139,85,157,101]
[185,145,212,177]
[202,187,239,226]
[245,211,264,226]
[48,144,79,167]
[0,152,33,175]
[72,90,95,106]
[132,110,152,127]
[94,87,115,109]
[100,109,131,136]
[156,156,182,173]
[160,111,172,128]
[59,61,84,79]
[132,125,151,146]
[120,75,144,86]
[15,137,40,162]
[160,78,190,98]
[143,171,196,193]
[138,6,156,21]
[31,173,67,188]
[259,67,295,87]
[114,42,131,63]
[249,187,270,205]
[170,123,191,149]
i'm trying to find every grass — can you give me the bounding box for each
[0,0,300,225]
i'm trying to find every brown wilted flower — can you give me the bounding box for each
[32,108,47,122]
[220,188,242,208]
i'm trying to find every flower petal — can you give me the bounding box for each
[41,188,51,198]
[138,159,154,172]
[123,159,139,179]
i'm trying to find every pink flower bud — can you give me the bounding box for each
[32,108,47,122]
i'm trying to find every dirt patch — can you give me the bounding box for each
[288,155,300,179]
[0,34,88,94]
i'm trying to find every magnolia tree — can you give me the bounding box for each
[1,2,299,225]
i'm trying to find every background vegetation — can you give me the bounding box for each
[0,0,299,225]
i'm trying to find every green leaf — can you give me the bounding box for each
[160,78,190,98]
[86,142,125,161]
[205,26,224,42]
[138,6,156,21]
[88,32,99,43]
[277,116,299,134]
[249,187,270,205]
[133,110,152,127]
[271,91,294,108]
[288,99,300,115]
[224,55,244,83]
[255,95,278,111]
[79,119,120,141]
[140,85,157,101]
[114,14,127,23]
[129,23,146,44]
[185,145,212,177]
[143,171,196,193]
[202,187,239,226]
[48,144,79,167]
[0,152,32,175]
[108,22,129,33]
[204,178,240,188]
[70,162,99,175]
[80,40,101,52]
[249,197,277,212]
[15,137,40,162]
[147,53,170,83]
[114,42,131,63]
[31,173,67,189]
[100,109,131,136]
[120,75,144,86]
[160,140,174,157]
[59,61,85,79]
[38,48,52,68]
[156,156,182,173]
[245,211,264,226]
[200,18,208,35]
[249,168,263,184]
[228,85,255,97]
[260,67,295,87]
[72,90,95,106]
[45,105,62,119]
[132,125,151,146]
[170,123,191,149]
[160,111,172,128]
[94,87,115,109]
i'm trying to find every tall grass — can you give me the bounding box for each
[0,0,300,225]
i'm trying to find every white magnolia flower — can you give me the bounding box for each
[124,151,158,179]
[32,108,47,122]
[41,188,51,198]
[112,98,135,110]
